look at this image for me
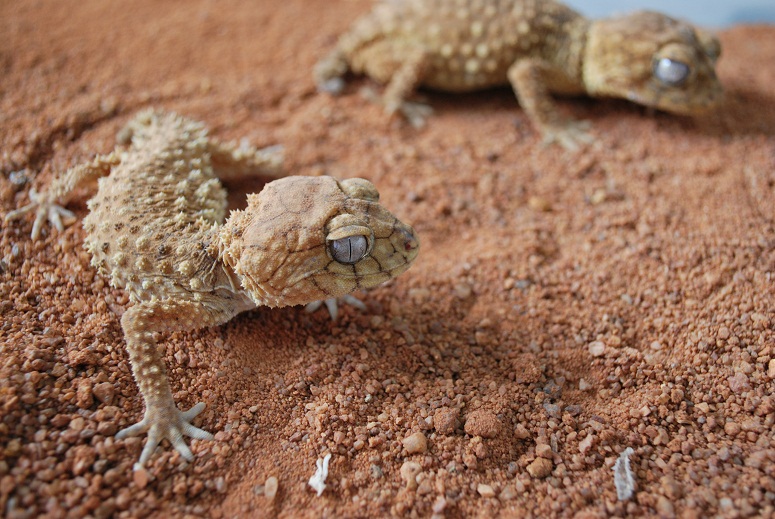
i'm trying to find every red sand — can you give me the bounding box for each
[1,2,773,518]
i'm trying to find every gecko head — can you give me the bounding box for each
[583,11,723,115]
[219,175,419,308]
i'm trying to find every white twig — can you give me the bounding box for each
[308,453,332,497]
[613,447,636,501]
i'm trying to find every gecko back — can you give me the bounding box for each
[83,112,228,300]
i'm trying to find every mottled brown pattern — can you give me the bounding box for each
[315,0,723,148]
[6,111,419,467]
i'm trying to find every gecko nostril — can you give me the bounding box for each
[403,230,419,252]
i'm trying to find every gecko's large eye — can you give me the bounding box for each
[329,235,369,264]
[654,58,690,86]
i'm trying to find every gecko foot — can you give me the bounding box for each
[117,401,214,468]
[314,50,349,95]
[305,294,367,321]
[540,120,594,151]
[360,87,433,128]
[5,188,76,240]
[395,101,434,128]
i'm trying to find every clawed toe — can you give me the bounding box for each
[541,120,594,151]
[5,189,77,240]
[398,101,433,128]
[305,294,367,321]
[383,100,433,128]
[118,402,213,468]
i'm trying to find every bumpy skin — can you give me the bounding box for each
[6,111,419,468]
[314,0,723,149]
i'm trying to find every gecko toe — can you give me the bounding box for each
[170,433,195,462]
[180,401,207,421]
[341,294,367,311]
[542,119,594,151]
[306,295,367,321]
[116,418,149,440]
[138,427,164,466]
[318,77,345,94]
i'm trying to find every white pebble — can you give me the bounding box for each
[588,341,606,357]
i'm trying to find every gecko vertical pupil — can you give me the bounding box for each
[330,235,368,264]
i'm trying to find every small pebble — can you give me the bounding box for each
[656,495,675,518]
[434,407,460,435]
[526,458,553,479]
[543,403,561,418]
[660,476,683,500]
[588,341,605,357]
[264,476,278,500]
[500,485,517,500]
[528,196,552,212]
[727,372,750,392]
[76,380,94,409]
[724,421,741,436]
[477,483,496,498]
[564,404,582,416]
[400,461,422,490]
[589,188,607,205]
[402,432,428,454]
[453,283,472,299]
[432,496,447,513]
[514,423,530,440]
[464,410,501,439]
[93,382,115,405]
[535,443,552,459]
[579,435,594,454]
[133,467,149,489]
[370,464,384,480]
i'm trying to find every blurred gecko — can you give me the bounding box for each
[314,0,722,149]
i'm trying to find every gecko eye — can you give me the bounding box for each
[654,58,690,86]
[329,235,369,264]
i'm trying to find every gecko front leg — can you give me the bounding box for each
[380,45,433,127]
[5,153,119,239]
[507,59,593,151]
[117,298,237,468]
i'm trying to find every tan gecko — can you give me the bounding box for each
[6,110,419,467]
[314,0,723,149]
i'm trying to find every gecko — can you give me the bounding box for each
[6,110,420,468]
[314,0,723,149]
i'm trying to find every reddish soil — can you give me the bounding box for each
[1,1,774,518]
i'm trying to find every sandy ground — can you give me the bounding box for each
[1,1,774,518]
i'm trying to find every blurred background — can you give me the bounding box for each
[564,0,775,27]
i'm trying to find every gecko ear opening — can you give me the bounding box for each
[339,178,380,202]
